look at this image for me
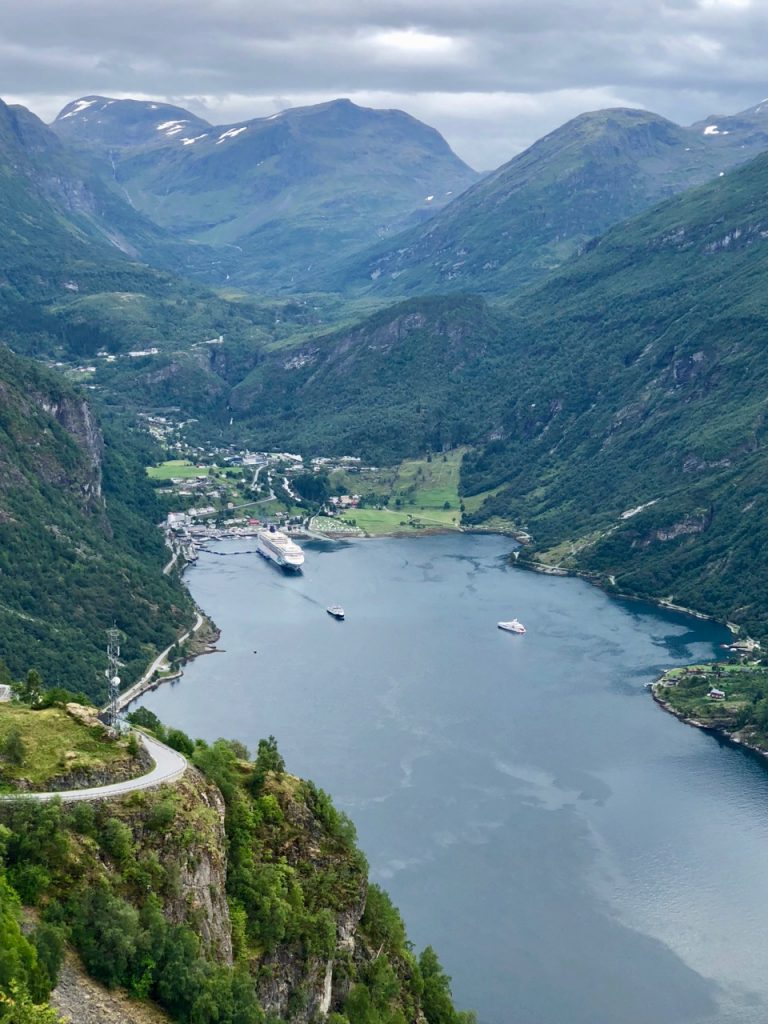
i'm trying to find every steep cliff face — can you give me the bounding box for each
[106,769,234,964]
[0,345,193,697]
[249,780,368,1021]
[47,396,104,506]
[0,349,105,517]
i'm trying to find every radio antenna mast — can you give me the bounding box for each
[105,627,122,734]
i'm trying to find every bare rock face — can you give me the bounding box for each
[637,509,713,546]
[165,771,234,965]
[36,394,105,510]
[51,397,104,505]
[65,702,105,729]
[52,949,172,1024]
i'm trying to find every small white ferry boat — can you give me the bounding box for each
[327,605,345,620]
[497,619,526,634]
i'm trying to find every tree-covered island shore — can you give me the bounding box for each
[652,657,768,757]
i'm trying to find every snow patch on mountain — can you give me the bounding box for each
[216,126,248,144]
[60,99,98,120]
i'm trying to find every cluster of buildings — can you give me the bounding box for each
[327,494,361,510]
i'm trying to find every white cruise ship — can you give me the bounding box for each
[256,526,305,571]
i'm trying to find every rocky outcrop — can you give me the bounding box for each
[256,891,366,1024]
[109,768,233,965]
[165,771,233,965]
[252,783,368,1022]
[637,509,712,545]
[52,949,172,1024]
[46,396,104,507]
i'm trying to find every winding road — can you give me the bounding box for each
[0,732,187,803]
[0,594,204,804]
[116,611,204,712]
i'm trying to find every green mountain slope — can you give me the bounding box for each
[0,98,222,284]
[0,733,474,1024]
[225,295,511,461]
[461,151,768,634]
[0,345,192,697]
[0,98,345,370]
[0,98,239,357]
[52,96,479,291]
[329,103,768,298]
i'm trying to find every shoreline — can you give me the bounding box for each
[118,605,220,712]
[128,526,521,709]
[650,679,768,765]
[513,554,743,639]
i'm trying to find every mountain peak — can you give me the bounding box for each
[55,95,112,121]
[52,96,210,150]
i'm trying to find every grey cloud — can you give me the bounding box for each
[2,0,768,167]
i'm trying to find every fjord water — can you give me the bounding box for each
[138,534,768,1024]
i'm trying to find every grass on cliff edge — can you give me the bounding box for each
[0,704,131,788]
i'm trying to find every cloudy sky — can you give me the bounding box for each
[2,0,767,169]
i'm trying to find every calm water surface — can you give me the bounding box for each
[137,534,768,1024]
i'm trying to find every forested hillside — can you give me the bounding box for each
[461,151,768,635]
[0,346,192,697]
[226,295,511,461]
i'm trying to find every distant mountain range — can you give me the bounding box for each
[14,89,768,305]
[327,101,768,297]
[52,95,479,290]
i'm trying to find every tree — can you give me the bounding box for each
[126,733,140,759]
[0,731,26,768]
[255,736,285,775]
[69,883,140,988]
[29,926,64,994]
[126,708,165,740]
[99,819,133,864]
[165,729,195,756]
[11,672,43,708]
[419,947,476,1024]
[250,736,285,794]
[0,982,63,1024]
